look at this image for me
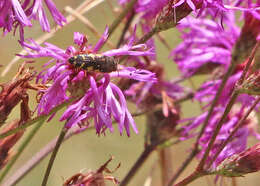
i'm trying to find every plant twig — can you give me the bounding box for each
[119,145,156,186]
[167,148,199,186]
[207,97,260,168]
[194,62,236,165]
[0,119,45,183]
[116,9,135,48]
[173,41,260,186]
[197,41,259,171]
[136,27,159,45]
[0,98,75,140]
[2,126,87,186]
[174,171,205,186]
[108,0,138,38]
[197,91,239,171]
[41,126,68,186]
[159,148,173,185]
[64,6,115,48]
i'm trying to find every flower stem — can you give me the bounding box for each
[108,0,137,38]
[174,170,205,186]
[159,148,173,185]
[119,145,156,186]
[197,41,260,171]
[167,147,199,186]
[41,126,68,186]
[0,119,45,183]
[195,62,236,163]
[0,99,74,140]
[116,10,135,48]
[136,27,160,45]
[207,97,260,169]
[2,126,87,186]
[197,91,239,171]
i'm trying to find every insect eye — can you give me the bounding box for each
[68,57,75,64]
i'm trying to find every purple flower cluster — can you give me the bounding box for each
[118,0,169,19]
[0,0,66,40]
[170,2,260,168]
[2,0,260,182]
[20,28,156,136]
[170,12,239,77]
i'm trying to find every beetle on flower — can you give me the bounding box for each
[20,27,156,136]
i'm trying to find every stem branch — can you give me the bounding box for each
[0,120,45,183]
[41,127,68,186]
[119,145,156,186]
[167,147,199,186]
[108,0,137,38]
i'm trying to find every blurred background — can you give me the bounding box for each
[0,0,259,185]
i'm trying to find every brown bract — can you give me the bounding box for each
[63,156,120,186]
[0,63,45,125]
[0,120,24,169]
[0,63,47,169]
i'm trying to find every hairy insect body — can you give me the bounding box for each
[68,54,118,73]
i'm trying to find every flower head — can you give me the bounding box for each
[170,11,239,77]
[181,105,260,168]
[118,0,169,20]
[20,29,156,136]
[0,0,66,40]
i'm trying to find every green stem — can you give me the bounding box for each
[116,10,135,48]
[2,126,87,186]
[0,119,45,183]
[0,99,74,140]
[41,126,68,186]
[136,27,160,45]
[108,0,137,37]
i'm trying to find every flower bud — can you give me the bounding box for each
[239,70,260,96]
[214,143,260,177]
[155,0,201,32]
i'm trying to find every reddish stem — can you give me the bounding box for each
[174,171,205,186]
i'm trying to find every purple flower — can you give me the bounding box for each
[118,0,169,20]
[224,0,260,20]
[20,29,156,136]
[181,105,260,168]
[170,11,239,77]
[0,0,66,40]
[171,4,260,169]
[195,72,259,108]
[125,68,185,110]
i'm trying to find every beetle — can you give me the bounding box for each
[68,54,118,73]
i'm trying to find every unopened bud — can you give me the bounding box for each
[155,0,201,32]
[213,143,260,177]
[239,70,260,95]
